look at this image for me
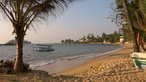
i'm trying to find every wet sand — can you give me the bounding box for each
[34,44,124,74]
[1,43,146,81]
[34,57,89,74]
[53,43,146,81]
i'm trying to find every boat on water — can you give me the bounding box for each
[33,44,55,51]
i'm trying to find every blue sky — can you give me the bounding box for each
[0,0,119,43]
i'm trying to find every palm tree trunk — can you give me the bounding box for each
[123,0,140,52]
[13,34,24,72]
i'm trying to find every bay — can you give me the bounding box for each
[0,43,123,68]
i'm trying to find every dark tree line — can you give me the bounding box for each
[61,31,121,44]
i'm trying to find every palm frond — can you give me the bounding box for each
[0,0,75,33]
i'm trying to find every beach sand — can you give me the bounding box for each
[55,43,146,81]
[1,43,146,82]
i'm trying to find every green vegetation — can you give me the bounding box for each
[61,31,121,44]
[111,0,146,52]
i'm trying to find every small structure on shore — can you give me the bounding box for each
[119,36,125,44]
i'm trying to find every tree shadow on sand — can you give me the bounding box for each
[0,70,83,82]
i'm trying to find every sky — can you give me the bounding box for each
[0,0,119,44]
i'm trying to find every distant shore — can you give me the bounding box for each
[1,43,146,81]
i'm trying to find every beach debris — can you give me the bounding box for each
[0,60,29,73]
[0,60,13,73]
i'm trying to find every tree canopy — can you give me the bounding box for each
[0,0,74,34]
[111,0,146,52]
[112,0,146,31]
[61,31,121,44]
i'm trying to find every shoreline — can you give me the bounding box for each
[54,44,131,76]
[1,43,146,81]
[34,44,125,74]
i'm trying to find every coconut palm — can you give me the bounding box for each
[131,0,146,31]
[123,0,146,52]
[121,0,140,52]
[0,0,74,72]
[112,0,146,52]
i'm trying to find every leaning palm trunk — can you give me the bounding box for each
[123,0,140,52]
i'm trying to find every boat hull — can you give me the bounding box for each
[132,52,146,71]
[33,44,55,52]
[35,48,54,52]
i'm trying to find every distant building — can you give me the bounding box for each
[120,36,125,44]
[79,39,84,43]
[103,40,106,44]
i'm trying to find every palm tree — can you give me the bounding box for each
[122,0,140,52]
[124,0,146,52]
[112,0,146,52]
[0,0,74,72]
[134,0,146,31]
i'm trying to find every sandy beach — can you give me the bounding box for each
[1,43,146,82]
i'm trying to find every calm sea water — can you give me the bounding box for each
[0,44,123,68]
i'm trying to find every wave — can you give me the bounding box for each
[30,45,125,69]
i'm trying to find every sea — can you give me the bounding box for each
[0,43,124,69]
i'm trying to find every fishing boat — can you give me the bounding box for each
[33,44,55,51]
[131,52,146,71]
